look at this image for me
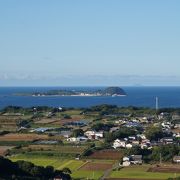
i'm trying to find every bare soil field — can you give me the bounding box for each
[148,165,180,173]
[80,162,114,171]
[23,144,87,154]
[89,150,123,160]
[0,133,49,141]
[52,118,82,125]
[0,146,15,156]
[0,115,24,131]
[34,118,59,124]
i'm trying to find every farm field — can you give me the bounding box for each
[109,165,180,179]
[23,144,87,154]
[9,155,86,171]
[80,161,114,171]
[9,155,116,179]
[89,149,124,160]
[0,146,15,156]
[0,133,49,141]
[0,115,21,131]
[34,118,59,124]
[8,155,180,180]
[72,170,104,180]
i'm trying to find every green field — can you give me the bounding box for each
[10,155,86,171]
[72,170,104,180]
[109,165,180,179]
[10,155,180,180]
[9,155,105,179]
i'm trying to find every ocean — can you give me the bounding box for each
[0,86,180,109]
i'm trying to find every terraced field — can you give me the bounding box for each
[0,146,15,156]
[10,155,86,171]
[23,144,87,154]
[89,149,124,160]
[0,133,49,141]
[9,155,115,179]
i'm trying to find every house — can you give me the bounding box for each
[140,139,151,149]
[125,122,141,128]
[60,131,72,138]
[161,122,171,129]
[161,137,174,145]
[122,155,143,166]
[128,136,136,140]
[113,139,126,149]
[141,140,152,149]
[137,134,146,140]
[31,127,53,133]
[67,137,78,142]
[158,112,170,120]
[67,136,88,142]
[173,156,180,163]
[174,123,180,129]
[126,143,133,149]
[131,140,139,146]
[84,130,103,140]
[110,127,119,133]
[173,133,180,138]
[122,157,130,166]
[130,155,143,165]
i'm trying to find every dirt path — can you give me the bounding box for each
[100,162,119,180]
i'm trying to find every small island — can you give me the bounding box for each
[16,87,127,97]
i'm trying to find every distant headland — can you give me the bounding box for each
[15,87,127,97]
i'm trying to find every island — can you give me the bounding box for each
[16,87,127,97]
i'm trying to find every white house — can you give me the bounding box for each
[67,136,88,142]
[126,143,133,149]
[121,155,142,166]
[67,137,79,142]
[84,130,103,140]
[173,156,180,163]
[137,134,146,140]
[113,139,126,149]
[122,157,131,166]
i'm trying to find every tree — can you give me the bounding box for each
[151,144,179,162]
[114,127,136,139]
[92,123,113,131]
[104,132,114,143]
[72,129,84,137]
[145,126,164,141]
[62,167,72,174]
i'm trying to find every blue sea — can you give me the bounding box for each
[0,87,180,109]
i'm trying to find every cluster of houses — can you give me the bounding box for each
[113,133,178,150]
[113,134,151,150]
[67,130,104,142]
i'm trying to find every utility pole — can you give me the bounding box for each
[160,153,162,165]
[156,97,159,112]
[155,97,159,119]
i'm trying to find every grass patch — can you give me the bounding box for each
[72,170,103,180]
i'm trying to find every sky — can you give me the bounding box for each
[0,0,180,86]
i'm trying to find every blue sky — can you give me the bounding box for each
[0,0,180,86]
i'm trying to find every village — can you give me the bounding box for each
[0,105,179,179]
